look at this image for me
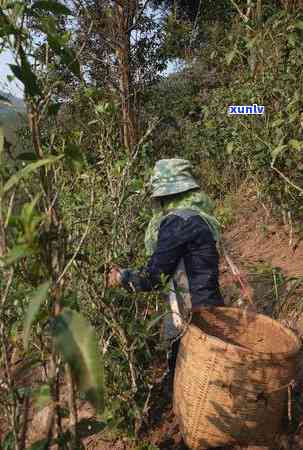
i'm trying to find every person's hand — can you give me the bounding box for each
[107,265,122,288]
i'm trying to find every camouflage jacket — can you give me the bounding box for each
[121,209,224,310]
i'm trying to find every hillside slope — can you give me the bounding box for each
[0,90,26,145]
[222,186,303,278]
[23,188,303,450]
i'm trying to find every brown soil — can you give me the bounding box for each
[223,186,303,278]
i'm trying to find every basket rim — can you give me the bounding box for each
[189,307,301,358]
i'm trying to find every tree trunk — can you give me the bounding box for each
[115,1,137,152]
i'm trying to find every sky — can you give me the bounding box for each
[0,46,179,101]
[0,50,24,98]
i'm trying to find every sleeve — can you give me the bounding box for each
[120,214,187,292]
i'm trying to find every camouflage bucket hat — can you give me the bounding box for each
[150,159,199,198]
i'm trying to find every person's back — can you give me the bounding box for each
[145,208,223,310]
[108,158,223,307]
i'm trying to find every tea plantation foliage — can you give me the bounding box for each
[0,1,302,448]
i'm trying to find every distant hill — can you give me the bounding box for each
[0,91,25,109]
[0,91,26,146]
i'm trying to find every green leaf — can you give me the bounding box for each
[23,282,50,350]
[20,194,42,240]
[0,10,18,38]
[204,119,216,128]
[46,32,64,52]
[52,308,105,414]
[47,102,61,116]
[47,35,80,77]
[16,152,38,161]
[10,64,23,82]
[134,444,159,450]
[146,312,168,331]
[287,32,298,47]
[32,384,51,410]
[272,118,284,128]
[286,158,293,168]
[3,243,32,265]
[4,2,24,10]
[0,22,17,37]
[225,50,236,66]
[21,194,41,222]
[95,103,110,114]
[226,142,234,155]
[64,143,85,170]
[26,439,48,450]
[271,144,287,165]
[131,177,143,193]
[60,48,80,78]
[289,139,302,150]
[36,15,57,34]
[61,294,80,311]
[3,431,15,450]
[295,20,303,30]
[9,49,41,98]
[246,36,258,49]
[7,1,25,17]
[31,0,72,16]
[84,87,97,98]
[2,156,62,193]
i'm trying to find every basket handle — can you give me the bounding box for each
[267,379,296,422]
[228,381,295,419]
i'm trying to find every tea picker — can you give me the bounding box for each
[107,158,224,379]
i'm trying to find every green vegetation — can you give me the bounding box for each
[0,0,302,449]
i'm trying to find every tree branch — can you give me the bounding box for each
[272,165,303,196]
[57,179,95,284]
[229,0,254,30]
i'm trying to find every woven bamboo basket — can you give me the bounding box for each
[173,307,301,449]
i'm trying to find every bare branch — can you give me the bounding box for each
[272,166,303,196]
[229,0,254,30]
[66,365,78,449]
[57,179,95,284]
[4,190,16,229]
